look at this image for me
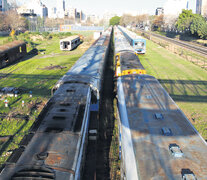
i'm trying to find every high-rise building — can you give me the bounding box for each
[56,0,65,18]
[196,0,207,15]
[0,0,8,12]
[155,7,164,15]
[42,5,48,18]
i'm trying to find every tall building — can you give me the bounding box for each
[42,5,48,18]
[56,0,65,18]
[0,0,8,12]
[196,0,207,15]
[155,7,164,15]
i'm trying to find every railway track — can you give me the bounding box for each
[139,30,207,57]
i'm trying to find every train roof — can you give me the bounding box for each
[60,35,80,42]
[118,26,145,41]
[0,82,91,179]
[118,74,207,179]
[114,27,134,54]
[0,40,26,53]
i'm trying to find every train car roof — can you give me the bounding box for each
[114,27,134,54]
[118,74,207,179]
[0,40,26,53]
[119,26,146,41]
[60,35,80,42]
[0,82,91,179]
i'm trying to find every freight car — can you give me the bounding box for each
[0,28,112,180]
[114,28,207,180]
[60,35,81,51]
[114,26,146,77]
[0,41,27,68]
[118,25,146,54]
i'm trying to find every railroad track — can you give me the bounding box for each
[139,30,207,57]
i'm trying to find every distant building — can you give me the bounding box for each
[196,0,207,16]
[56,0,65,18]
[0,0,8,12]
[17,0,48,18]
[48,7,57,18]
[42,5,48,18]
[155,7,164,15]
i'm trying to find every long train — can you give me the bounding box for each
[114,26,207,179]
[0,28,112,180]
[118,26,146,54]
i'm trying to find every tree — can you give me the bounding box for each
[176,9,194,33]
[152,15,164,31]
[190,14,207,39]
[109,16,121,26]
[5,10,26,31]
[120,14,134,26]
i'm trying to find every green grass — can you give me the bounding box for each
[0,31,94,165]
[139,39,207,140]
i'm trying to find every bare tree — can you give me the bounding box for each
[5,10,26,31]
[120,14,134,26]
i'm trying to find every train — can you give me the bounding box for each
[0,41,27,69]
[0,28,112,180]
[60,35,81,51]
[114,27,207,179]
[114,27,146,77]
[118,26,146,54]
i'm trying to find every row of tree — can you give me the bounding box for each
[109,10,207,39]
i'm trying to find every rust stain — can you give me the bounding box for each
[46,153,64,166]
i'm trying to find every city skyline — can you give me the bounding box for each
[16,0,197,16]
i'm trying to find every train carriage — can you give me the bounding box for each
[118,26,146,54]
[114,26,146,77]
[114,27,207,180]
[0,28,112,180]
[60,35,81,51]
[0,41,27,68]
[117,74,207,180]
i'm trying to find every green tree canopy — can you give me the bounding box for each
[109,16,121,26]
[176,9,194,32]
[190,14,207,39]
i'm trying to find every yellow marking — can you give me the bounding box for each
[120,69,146,76]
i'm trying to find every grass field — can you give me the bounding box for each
[139,39,207,140]
[0,31,94,165]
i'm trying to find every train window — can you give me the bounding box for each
[67,42,70,45]
[53,116,66,120]
[155,113,164,120]
[161,127,172,136]
[45,127,63,133]
[169,144,183,158]
[19,46,22,53]
[60,102,71,106]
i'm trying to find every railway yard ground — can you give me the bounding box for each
[0,29,207,178]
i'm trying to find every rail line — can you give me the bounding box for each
[139,30,207,57]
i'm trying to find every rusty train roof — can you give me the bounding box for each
[0,82,91,179]
[118,74,207,179]
[0,40,26,53]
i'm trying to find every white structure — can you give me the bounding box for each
[56,0,65,18]
[48,7,57,18]
[164,0,189,15]
[17,0,48,18]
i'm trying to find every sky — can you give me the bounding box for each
[16,0,196,16]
